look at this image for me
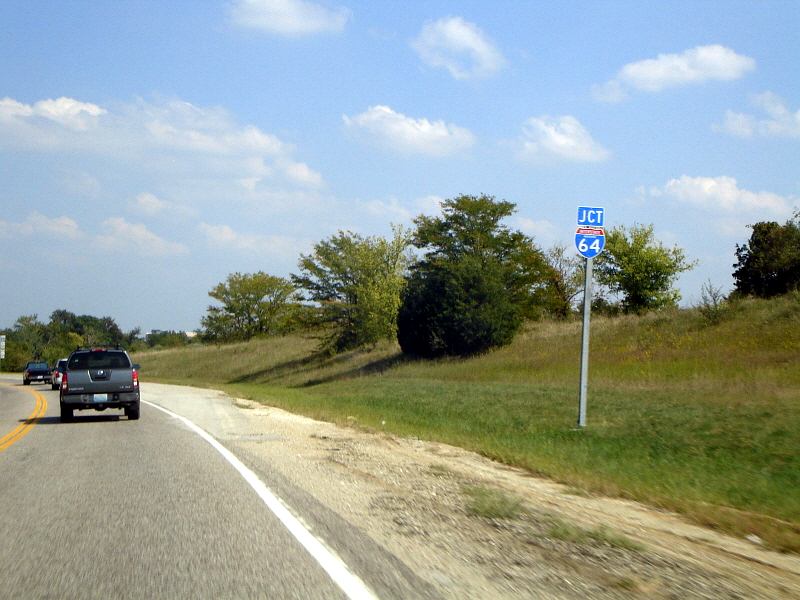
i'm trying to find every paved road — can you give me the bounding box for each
[0,377,434,599]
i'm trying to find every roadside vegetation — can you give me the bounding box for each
[134,292,800,553]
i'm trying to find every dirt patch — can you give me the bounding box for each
[179,388,800,598]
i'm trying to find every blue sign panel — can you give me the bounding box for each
[577,206,605,227]
[575,227,606,259]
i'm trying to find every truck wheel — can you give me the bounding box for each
[126,404,140,420]
[60,403,73,422]
[51,382,58,390]
[23,380,30,385]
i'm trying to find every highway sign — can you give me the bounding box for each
[575,227,605,259]
[577,206,605,227]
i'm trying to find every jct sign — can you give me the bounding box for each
[577,206,604,227]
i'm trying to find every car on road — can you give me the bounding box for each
[51,358,68,390]
[23,361,51,385]
[59,347,141,421]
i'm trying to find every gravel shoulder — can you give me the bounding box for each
[144,382,800,599]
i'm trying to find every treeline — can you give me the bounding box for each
[4,196,795,368]
[199,195,708,356]
[0,310,195,371]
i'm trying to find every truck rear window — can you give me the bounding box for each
[68,351,131,370]
[27,362,48,370]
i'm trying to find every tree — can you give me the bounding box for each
[543,243,583,318]
[46,310,125,347]
[12,315,46,358]
[594,223,695,313]
[292,227,409,351]
[397,194,550,357]
[201,272,298,342]
[733,213,800,298]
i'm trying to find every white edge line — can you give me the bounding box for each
[143,399,378,600]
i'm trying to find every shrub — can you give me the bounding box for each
[398,256,521,357]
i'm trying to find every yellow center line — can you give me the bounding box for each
[0,384,48,452]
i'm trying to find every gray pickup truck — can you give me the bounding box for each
[59,347,140,422]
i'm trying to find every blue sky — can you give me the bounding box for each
[1,1,798,332]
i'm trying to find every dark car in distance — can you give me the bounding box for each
[23,361,51,385]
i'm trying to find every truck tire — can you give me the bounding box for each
[23,379,30,385]
[60,403,73,422]
[126,403,140,420]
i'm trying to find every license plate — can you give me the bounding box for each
[35,375,43,379]
[93,394,108,402]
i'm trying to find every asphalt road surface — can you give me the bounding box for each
[0,376,435,599]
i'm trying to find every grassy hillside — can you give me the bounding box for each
[135,293,800,552]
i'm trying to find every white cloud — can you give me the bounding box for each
[515,217,558,245]
[343,105,475,157]
[280,160,324,187]
[653,175,793,216]
[0,95,324,195]
[130,192,197,220]
[594,45,755,102]
[230,0,349,36]
[362,194,444,224]
[716,92,800,138]
[411,16,506,80]
[96,217,188,256]
[199,222,300,259]
[132,192,168,216]
[0,96,105,130]
[717,110,756,137]
[0,212,82,240]
[362,198,413,222]
[413,194,444,216]
[141,100,286,156]
[517,116,609,163]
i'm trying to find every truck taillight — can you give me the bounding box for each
[61,372,68,391]
[132,369,139,388]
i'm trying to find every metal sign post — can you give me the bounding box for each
[574,207,605,428]
[577,258,592,428]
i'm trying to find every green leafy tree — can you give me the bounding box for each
[12,315,46,358]
[145,330,190,349]
[292,227,410,351]
[594,223,695,313]
[397,194,550,357]
[201,272,298,342]
[45,310,125,347]
[733,213,800,298]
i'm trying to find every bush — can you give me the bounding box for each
[696,280,728,325]
[397,256,521,357]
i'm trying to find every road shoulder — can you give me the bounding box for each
[143,382,800,599]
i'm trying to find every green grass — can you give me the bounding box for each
[462,485,524,520]
[545,517,645,552]
[134,293,800,552]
